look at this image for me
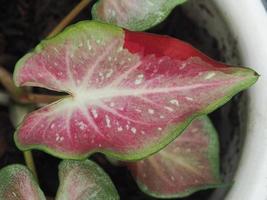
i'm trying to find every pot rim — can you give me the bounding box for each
[212,0,267,199]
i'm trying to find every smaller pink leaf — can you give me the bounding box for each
[55,160,119,200]
[92,0,187,31]
[127,116,221,198]
[0,165,45,200]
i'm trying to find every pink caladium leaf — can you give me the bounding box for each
[56,160,119,200]
[127,116,221,198]
[13,21,258,160]
[92,0,187,31]
[0,165,45,200]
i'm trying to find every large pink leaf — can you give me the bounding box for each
[13,21,258,160]
[92,0,187,31]
[0,165,45,200]
[127,116,221,198]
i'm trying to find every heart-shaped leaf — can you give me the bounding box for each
[56,160,119,200]
[0,165,45,200]
[92,0,187,31]
[14,21,258,160]
[127,116,221,198]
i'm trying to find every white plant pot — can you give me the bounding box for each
[182,0,267,199]
[0,1,266,199]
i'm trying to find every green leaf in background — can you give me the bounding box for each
[56,160,119,200]
[127,116,222,198]
[92,0,187,31]
[0,165,45,200]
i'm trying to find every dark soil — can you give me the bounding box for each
[0,1,244,200]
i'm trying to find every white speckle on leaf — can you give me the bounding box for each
[158,58,165,64]
[108,56,112,61]
[126,125,129,130]
[180,63,187,69]
[205,72,216,80]
[131,127,137,134]
[141,131,145,135]
[98,144,102,147]
[185,97,194,101]
[108,9,116,17]
[160,115,165,119]
[50,123,55,129]
[152,68,158,73]
[105,115,111,128]
[98,72,103,77]
[57,72,63,76]
[117,127,123,132]
[135,109,142,113]
[148,109,155,114]
[171,176,175,181]
[192,128,198,133]
[157,127,162,131]
[106,69,114,78]
[110,102,115,107]
[87,40,92,50]
[117,46,123,52]
[12,192,17,197]
[56,134,59,141]
[77,121,87,130]
[134,79,142,85]
[170,99,179,106]
[92,109,98,118]
[111,9,116,17]
[134,74,144,85]
[186,148,192,153]
[96,39,101,44]
[164,106,174,112]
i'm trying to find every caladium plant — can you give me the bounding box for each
[92,0,187,31]
[127,116,221,198]
[13,20,258,161]
[0,160,119,200]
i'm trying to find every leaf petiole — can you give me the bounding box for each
[23,151,39,183]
